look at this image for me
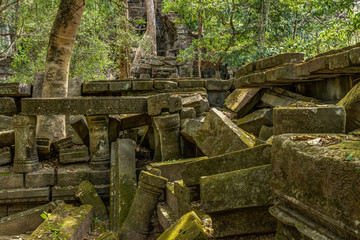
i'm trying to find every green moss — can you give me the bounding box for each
[338,82,360,106]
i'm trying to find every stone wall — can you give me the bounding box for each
[0,56,13,82]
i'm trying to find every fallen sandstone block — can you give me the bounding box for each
[337,81,360,132]
[0,82,32,97]
[194,108,255,157]
[0,97,18,115]
[180,118,203,143]
[182,94,209,114]
[0,130,14,148]
[236,108,273,136]
[224,88,261,117]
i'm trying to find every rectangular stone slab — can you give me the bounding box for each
[0,187,50,204]
[0,147,12,166]
[0,166,24,189]
[271,134,360,239]
[21,97,148,115]
[273,106,345,135]
[224,88,261,117]
[0,97,18,115]
[200,164,273,213]
[0,83,32,97]
[182,144,271,186]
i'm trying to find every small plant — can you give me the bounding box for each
[40,211,65,240]
[93,217,101,223]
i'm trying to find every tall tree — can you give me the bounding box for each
[37,0,86,140]
[118,0,131,79]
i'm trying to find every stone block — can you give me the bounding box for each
[0,130,14,148]
[154,80,178,90]
[156,202,177,230]
[52,137,73,152]
[70,115,89,146]
[32,71,44,98]
[96,232,119,240]
[0,115,12,131]
[68,76,82,97]
[82,81,109,93]
[174,180,199,203]
[337,81,360,132]
[149,157,206,182]
[57,164,90,187]
[178,79,204,88]
[110,139,137,234]
[259,125,273,140]
[261,92,297,107]
[207,91,230,108]
[29,202,94,240]
[59,146,90,164]
[182,144,271,186]
[205,79,231,91]
[157,211,208,240]
[200,164,273,212]
[7,203,42,215]
[273,106,345,135]
[0,83,32,97]
[132,80,154,90]
[255,52,304,70]
[0,202,57,235]
[120,114,152,130]
[194,108,255,157]
[51,186,77,201]
[0,97,18,115]
[328,50,350,69]
[36,138,51,160]
[147,93,182,116]
[75,180,108,220]
[224,88,261,117]
[0,166,23,189]
[271,134,360,239]
[0,147,12,166]
[180,107,196,120]
[182,94,209,114]
[109,80,132,92]
[180,119,203,143]
[165,183,178,214]
[0,187,50,204]
[25,167,55,187]
[236,108,273,136]
[0,205,7,218]
[90,169,110,185]
[235,62,255,77]
[21,97,148,115]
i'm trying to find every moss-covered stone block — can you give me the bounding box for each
[0,166,23,189]
[29,203,94,240]
[200,164,273,213]
[273,106,346,135]
[271,134,360,239]
[156,211,208,240]
[236,108,273,136]
[96,231,119,240]
[194,108,255,157]
[223,88,261,117]
[337,81,360,132]
[182,144,271,186]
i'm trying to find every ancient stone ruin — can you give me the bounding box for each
[1,43,360,240]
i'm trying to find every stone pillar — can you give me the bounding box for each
[118,171,167,240]
[12,115,39,173]
[86,115,110,170]
[153,113,182,161]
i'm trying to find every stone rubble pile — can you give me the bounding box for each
[1,45,360,240]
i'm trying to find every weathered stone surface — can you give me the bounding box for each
[0,166,23,189]
[83,81,108,93]
[0,97,18,115]
[224,88,261,117]
[0,147,11,166]
[29,202,94,240]
[109,80,132,92]
[21,97,148,115]
[57,164,90,187]
[201,164,273,212]
[209,206,277,238]
[87,115,110,170]
[132,80,154,90]
[0,115,12,131]
[153,113,182,161]
[157,211,208,240]
[154,80,178,90]
[205,79,231,91]
[108,114,121,143]
[149,157,206,182]
[51,186,77,201]
[120,114,152,130]
[110,138,136,234]
[261,92,297,107]
[0,130,14,148]
[337,81,360,132]
[36,138,51,160]
[182,144,271,186]
[180,107,196,120]
[271,134,360,239]
[12,115,39,173]
[156,202,177,230]
[0,83,32,97]
[165,182,178,214]
[25,167,55,187]
[180,119,203,143]
[147,93,182,116]
[273,106,345,135]
[0,187,50,204]
[178,79,204,88]
[59,146,90,164]
[0,202,57,235]
[194,108,255,157]
[259,125,273,140]
[207,91,230,108]
[0,205,7,218]
[76,180,108,220]
[272,87,322,104]
[70,115,90,146]
[236,108,273,136]
[118,171,167,240]
[96,231,119,240]
[174,180,199,203]
[90,169,110,185]
[32,71,45,98]
[182,94,209,114]
[52,137,73,152]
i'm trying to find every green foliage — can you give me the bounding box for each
[40,211,65,240]
[1,0,142,83]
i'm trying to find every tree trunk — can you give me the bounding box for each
[197,10,203,78]
[118,0,131,79]
[133,0,157,63]
[37,0,86,140]
[261,0,270,48]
